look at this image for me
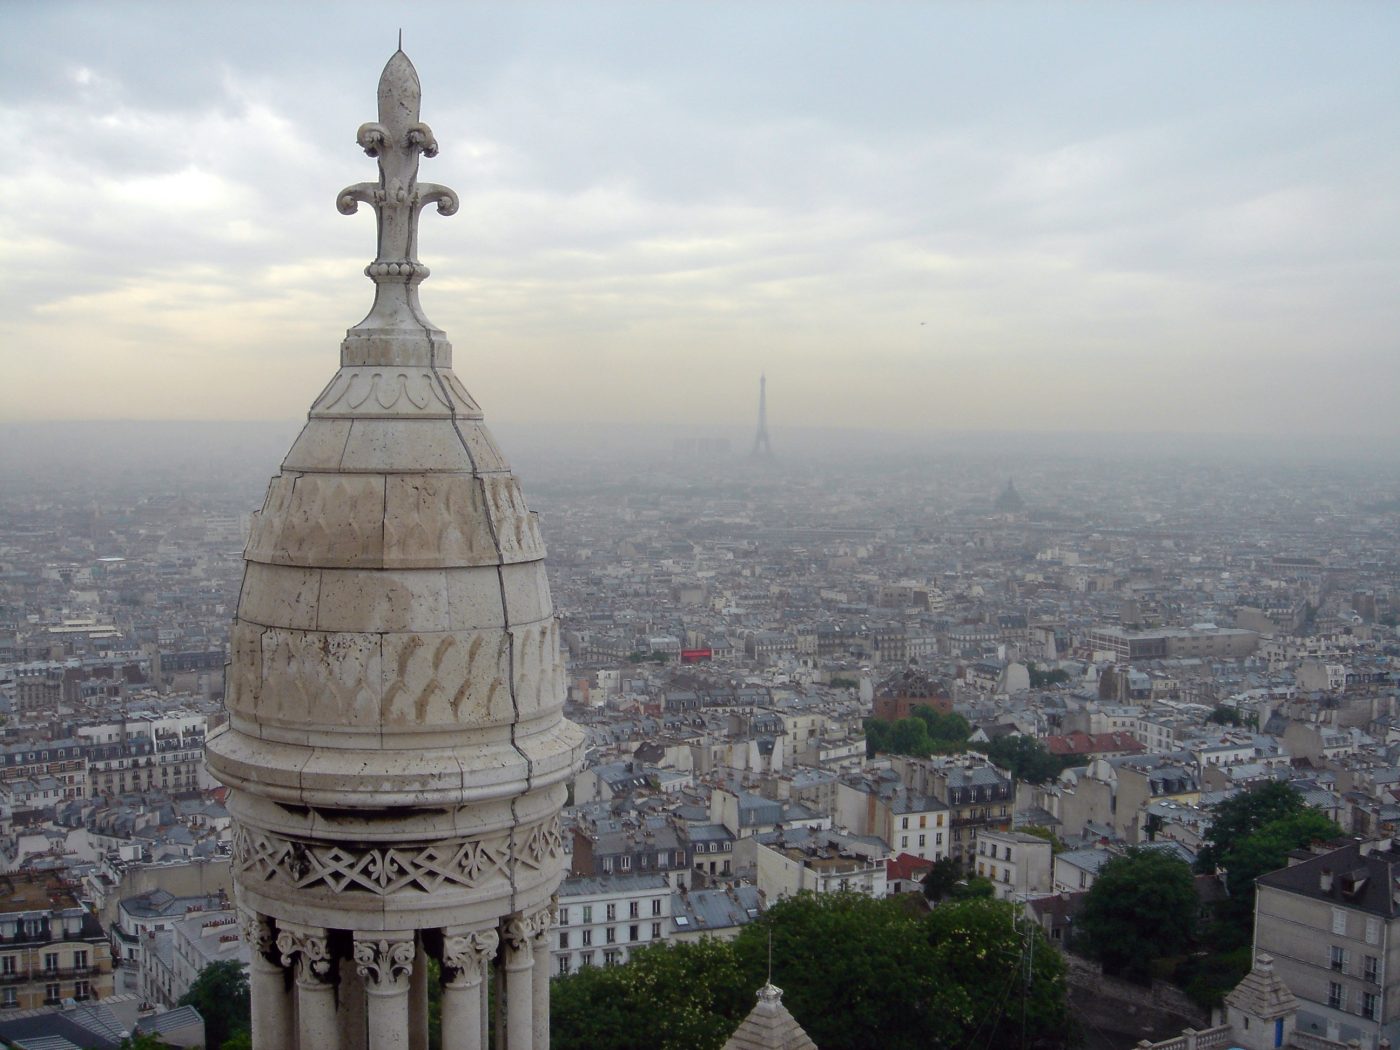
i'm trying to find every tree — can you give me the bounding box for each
[1028,665,1071,689]
[551,939,752,1050]
[119,1035,168,1050]
[733,892,945,1050]
[552,892,1074,1050]
[1207,705,1243,727]
[948,875,996,900]
[1209,808,1341,950]
[920,856,965,901]
[911,706,971,750]
[1075,848,1198,982]
[925,898,1074,1049]
[178,959,250,1050]
[984,735,1065,784]
[1196,782,1312,874]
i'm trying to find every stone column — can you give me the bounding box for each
[441,927,498,1050]
[531,901,555,1050]
[355,934,416,1050]
[503,911,549,1050]
[241,909,291,1050]
[277,923,339,1050]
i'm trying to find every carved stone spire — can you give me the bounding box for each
[337,49,460,342]
[206,48,584,1050]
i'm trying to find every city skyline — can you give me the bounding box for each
[2,2,1398,439]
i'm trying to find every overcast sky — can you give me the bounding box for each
[2,2,1397,441]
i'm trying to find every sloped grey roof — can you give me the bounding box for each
[1224,954,1296,1021]
[723,984,818,1050]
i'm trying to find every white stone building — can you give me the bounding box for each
[553,874,671,976]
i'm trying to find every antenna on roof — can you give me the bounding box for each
[398,28,403,51]
[767,928,773,984]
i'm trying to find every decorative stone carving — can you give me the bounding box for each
[502,907,552,953]
[354,937,415,988]
[231,822,571,896]
[518,816,564,872]
[238,908,277,960]
[441,928,499,987]
[276,925,333,979]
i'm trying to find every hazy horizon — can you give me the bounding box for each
[3,2,1398,439]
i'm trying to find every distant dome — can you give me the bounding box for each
[993,479,1025,513]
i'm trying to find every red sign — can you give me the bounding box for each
[681,648,713,664]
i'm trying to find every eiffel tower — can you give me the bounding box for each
[751,373,775,461]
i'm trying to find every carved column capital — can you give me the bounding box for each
[238,907,278,961]
[441,927,499,988]
[503,906,551,954]
[276,923,334,982]
[354,935,415,990]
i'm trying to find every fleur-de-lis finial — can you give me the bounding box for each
[338,50,458,333]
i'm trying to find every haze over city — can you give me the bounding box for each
[2,1,1398,444]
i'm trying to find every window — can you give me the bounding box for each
[0,957,13,976]
[558,932,570,950]
[45,983,60,1004]
[74,980,90,1001]
[558,908,570,926]
[604,950,619,967]
[918,835,926,848]
[606,927,616,944]
[602,857,614,873]
[651,899,662,916]
[1366,918,1381,945]
[582,929,592,947]
[582,906,593,924]
[1332,908,1347,936]
[43,953,59,973]
[558,958,571,975]
[629,901,640,919]
[901,817,909,830]
[723,841,731,851]
[1,988,15,1008]
[620,855,631,871]
[1365,956,1379,984]
[651,922,661,938]
[920,815,927,829]
[580,951,593,968]
[606,904,617,921]
[901,837,908,850]
[1331,946,1347,972]
[936,833,943,846]
[74,950,87,970]
[629,925,639,942]
[1363,992,1379,1020]
[1328,982,1345,1010]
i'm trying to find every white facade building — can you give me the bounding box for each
[553,874,671,976]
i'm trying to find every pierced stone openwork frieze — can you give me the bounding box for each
[232,817,562,896]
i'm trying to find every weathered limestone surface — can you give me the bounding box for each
[205,47,583,1050]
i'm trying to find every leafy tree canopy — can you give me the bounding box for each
[1196,782,1311,873]
[1028,665,1071,689]
[178,959,249,1050]
[1076,848,1198,982]
[552,939,752,1050]
[921,856,966,901]
[551,892,1074,1050]
[1209,807,1341,950]
[984,735,1066,785]
[863,709,969,760]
